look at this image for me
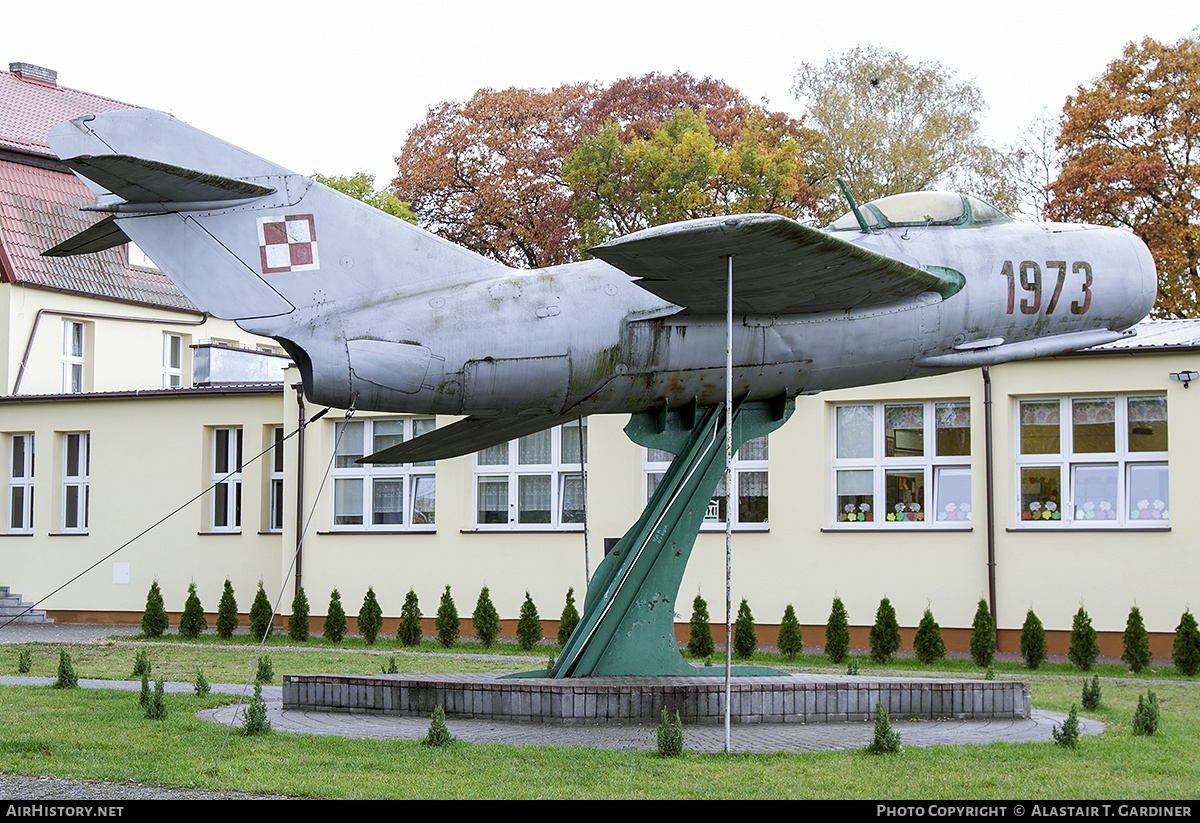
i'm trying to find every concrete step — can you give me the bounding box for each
[0,588,53,623]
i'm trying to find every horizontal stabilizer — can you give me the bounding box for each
[42,215,129,257]
[361,414,579,464]
[62,155,275,206]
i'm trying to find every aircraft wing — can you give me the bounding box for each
[589,213,962,315]
[360,414,581,464]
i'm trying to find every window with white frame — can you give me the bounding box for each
[268,426,285,533]
[162,333,183,388]
[8,434,34,534]
[61,320,85,394]
[1016,395,1167,527]
[643,435,770,529]
[474,419,586,529]
[61,432,89,533]
[211,427,242,532]
[331,418,436,530]
[831,400,972,527]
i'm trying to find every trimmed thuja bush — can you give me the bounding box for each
[656,708,684,757]
[216,579,239,640]
[131,648,151,678]
[141,579,168,638]
[1173,609,1200,677]
[423,705,454,747]
[778,604,803,660]
[145,679,167,720]
[1123,605,1152,673]
[1082,675,1102,710]
[913,607,946,665]
[288,586,310,643]
[868,598,901,664]
[54,650,78,689]
[1020,608,1048,669]
[516,591,542,650]
[1132,691,1161,735]
[733,598,757,659]
[242,685,271,735]
[398,589,422,646]
[17,649,31,673]
[323,589,347,642]
[436,586,460,647]
[358,587,383,644]
[687,594,714,659]
[866,701,901,754]
[179,582,206,639]
[825,596,850,664]
[970,599,996,667]
[1052,705,1080,748]
[558,587,580,646]
[472,586,500,648]
[1069,606,1100,671]
[194,667,210,696]
[249,581,273,640]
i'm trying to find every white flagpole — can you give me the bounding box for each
[724,253,734,753]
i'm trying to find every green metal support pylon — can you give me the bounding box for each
[509,397,793,679]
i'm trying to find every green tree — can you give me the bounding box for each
[557,587,580,647]
[970,599,996,667]
[357,587,383,645]
[141,580,168,638]
[288,586,310,643]
[868,598,901,664]
[311,171,416,223]
[216,579,239,640]
[472,586,500,648]
[1020,608,1048,670]
[516,592,542,650]
[1173,609,1200,676]
[687,594,714,659]
[1122,606,1152,673]
[1069,606,1100,671]
[913,608,946,665]
[323,589,347,643]
[435,585,459,648]
[825,596,850,664]
[777,604,803,660]
[397,589,422,646]
[733,598,757,659]
[249,581,273,640]
[178,582,206,639]
[791,45,1019,221]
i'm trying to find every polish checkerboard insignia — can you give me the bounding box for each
[258,214,319,273]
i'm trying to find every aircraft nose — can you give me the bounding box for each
[1125,231,1158,325]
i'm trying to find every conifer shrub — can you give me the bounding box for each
[868,598,901,664]
[241,685,270,735]
[255,654,274,684]
[381,657,399,674]
[398,589,422,646]
[422,705,454,747]
[656,708,684,757]
[357,587,383,644]
[913,607,946,665]
[472,586,500,648]
[687,594,714,658]
[557,587,580,646]
[825,595,850,664]
[1122,605,1152,673]
[249,581,274,640]
[846,659,860,676]
[516,591,542,650]
[733,598,757,659]
[970,599,996,667]
[141,579,168,638]
[1172,609,1200,676]
[17,649,31,673]
[138,674,151,707]
[1020,608,1047,669]
[1132,690,1160,735]
[323,589,347,642]
[777,604,803,660]
[1052,705,1080,748]
[866,701,901,754]
[145,679,167,720]
[54,650,78,689]
[288,586,310,643]
[435,585,460,648]
[1068,606,1100,671]
[179,582,206,638]
[194,668,210,696]
[1081,675,1102,710]
[131,648,151,678]
[216,579,239,640]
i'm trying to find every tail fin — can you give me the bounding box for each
[46,110,503,322]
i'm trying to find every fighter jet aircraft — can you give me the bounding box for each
[45,110,1157,465]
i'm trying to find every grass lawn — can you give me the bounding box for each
[2,638,1198,799]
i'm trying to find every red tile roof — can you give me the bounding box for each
[0,67,136,157]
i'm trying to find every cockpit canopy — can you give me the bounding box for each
[828,191,1012,231]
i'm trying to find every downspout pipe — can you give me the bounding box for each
[982,366,998,648]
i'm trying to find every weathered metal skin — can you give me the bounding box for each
[45,110,1157,462]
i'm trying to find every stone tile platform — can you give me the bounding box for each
[283,672,1031,725]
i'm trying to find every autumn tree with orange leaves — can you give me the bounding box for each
[1046,35,1200,318]
[392,73,819,267]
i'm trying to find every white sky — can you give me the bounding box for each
[3,0,1196,186]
